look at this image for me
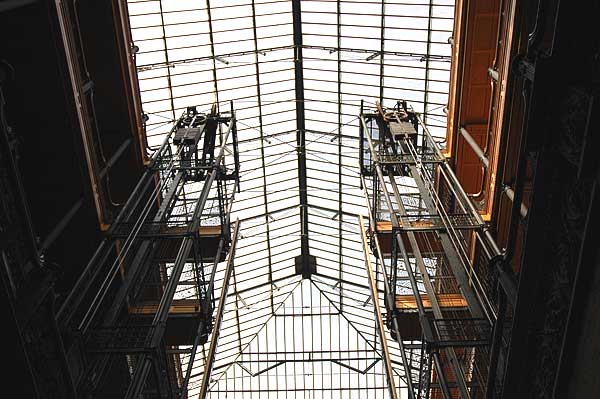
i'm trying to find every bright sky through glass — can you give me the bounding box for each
[126,1,454,397]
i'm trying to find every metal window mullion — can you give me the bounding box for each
[423,0,434,125]
[379,0,385,103]
[156,0,176,122]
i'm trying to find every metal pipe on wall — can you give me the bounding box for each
[459,126,489,168]
[503,185,528,218]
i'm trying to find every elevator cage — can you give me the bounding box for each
[359,101,506,399]
[56,105,240,398]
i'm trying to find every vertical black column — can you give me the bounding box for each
[292,0,311,278]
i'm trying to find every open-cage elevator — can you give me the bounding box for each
[359,101,510,399]
[56,105,240,398]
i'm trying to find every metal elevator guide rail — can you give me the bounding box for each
[359,101,505,399]
[57,104,240,398]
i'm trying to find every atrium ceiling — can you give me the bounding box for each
[126,0,454,397]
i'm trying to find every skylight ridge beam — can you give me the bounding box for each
[292,0,310,278]
[379,0,386,103]
[336,0,344,311]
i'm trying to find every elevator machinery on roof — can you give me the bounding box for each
[56,105,240,398]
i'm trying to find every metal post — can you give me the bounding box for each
[358,215,400,399]
[199,221,241,398]
[179,233,228,398]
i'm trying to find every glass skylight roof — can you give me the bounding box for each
[126,0,454,397]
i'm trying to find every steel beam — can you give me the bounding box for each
[199,221,241,398]
[292,0,310,278]
[423,0,433,124]
[358,215,400,399]
[378,0,385,103]
[337,0,344,309]
[136,46,294,72]
[156,0,176,122]
[301,45,450,62]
